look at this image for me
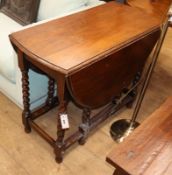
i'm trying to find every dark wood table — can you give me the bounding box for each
[106,97,172,175]
[10,2,162,163]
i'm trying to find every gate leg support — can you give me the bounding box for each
[54,74,68,163]
[78,108,91,145]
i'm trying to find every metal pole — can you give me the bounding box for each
[130,19,170,127]
[110,18,170,143]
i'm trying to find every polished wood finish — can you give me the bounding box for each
[10,2,161,75]
[18,50,32,133]
[0,27,172,174]
[9,2,165,162]
[68,30,160,109]
[107,97,172,175]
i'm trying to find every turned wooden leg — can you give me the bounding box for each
[126,90,137,108]
[21,69,31,133]
[54,75,68,163]
[126,72,141,109]
[55,115,65,163]
[46,77,55,107]
[78,108,91,145]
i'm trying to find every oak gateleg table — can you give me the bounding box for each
[9,2,161,163]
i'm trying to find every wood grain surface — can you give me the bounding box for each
[107,97,172,175]
[9,2,161,75]
[0,27,172,175]
[68,30,160,108]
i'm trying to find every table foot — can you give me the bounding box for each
[24,127,31,133]
[22,112,31,133]
[110,119,139,143]
[54,142,64,163]
[78,138,86,145]
[55,155,63,164]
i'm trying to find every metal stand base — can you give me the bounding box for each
[110,119,139,143]
[110,18,170,143]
